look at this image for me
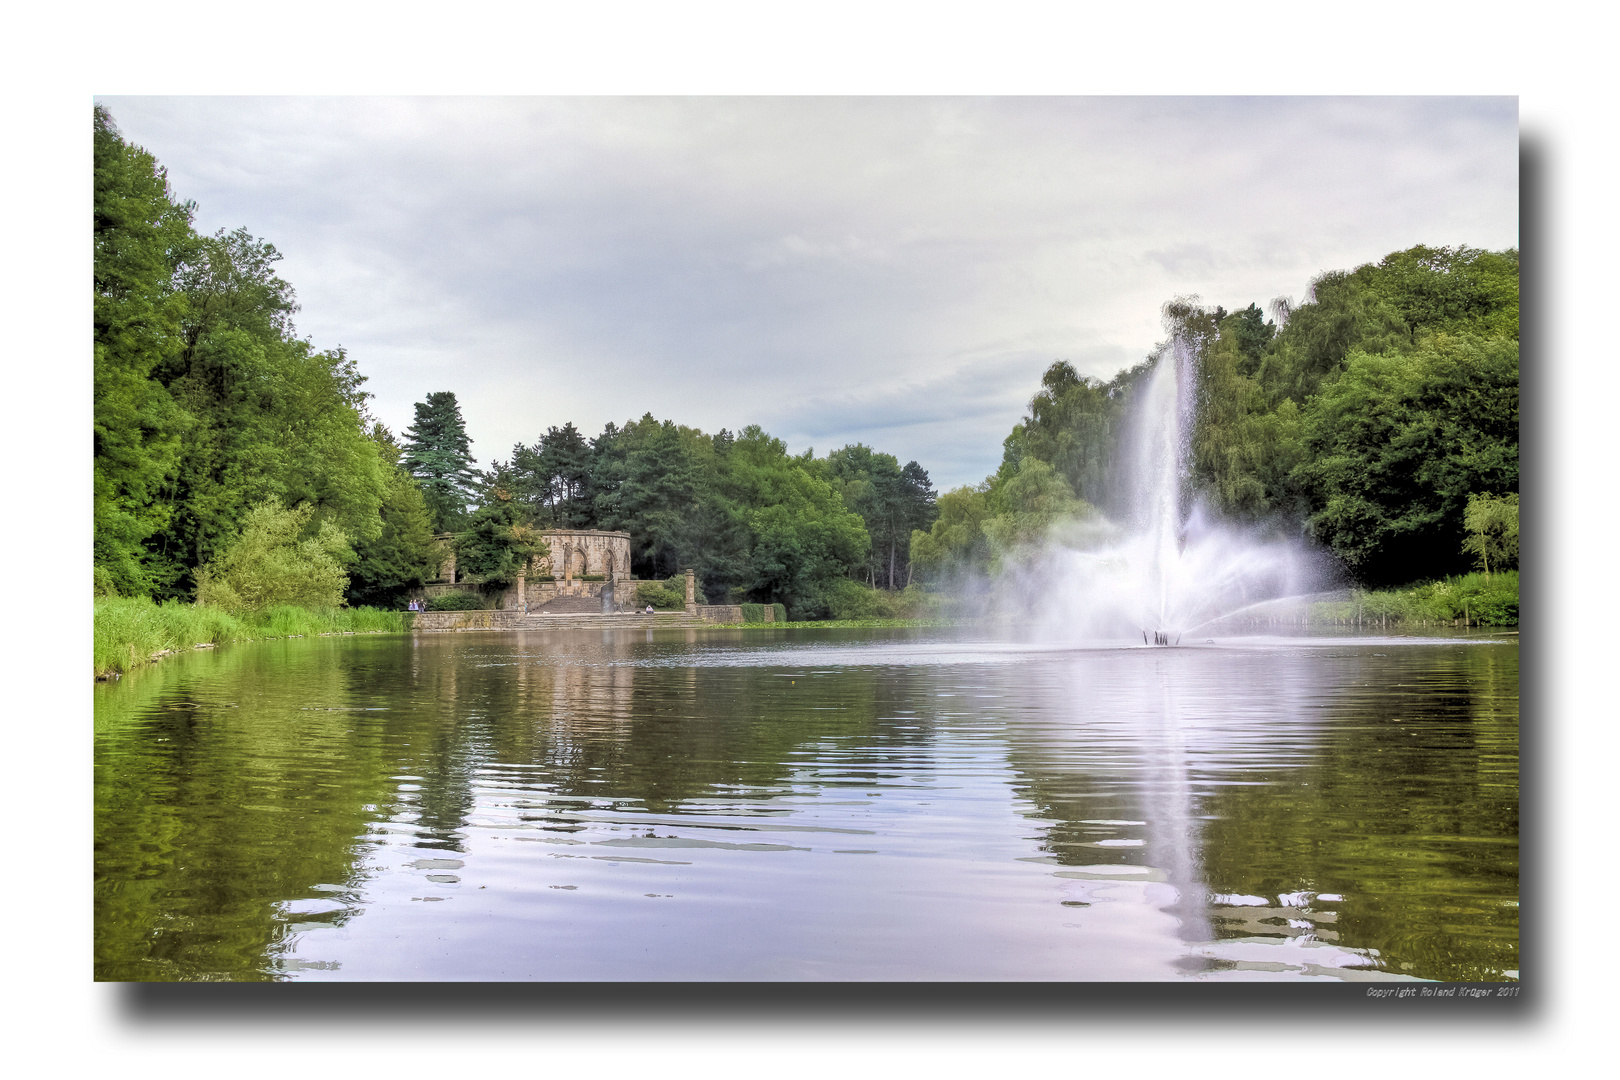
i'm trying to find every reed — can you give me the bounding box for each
[94,597,405,679]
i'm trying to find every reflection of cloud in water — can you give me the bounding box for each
[1000,640,1390,975]
[626,633,1499,671]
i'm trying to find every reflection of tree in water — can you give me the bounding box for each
[389,631,936,816]
[95,639,401,981]
[998,643,1518,981]
[1195,645,1517,982]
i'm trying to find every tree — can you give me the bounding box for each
[347,424,442,607]
[1294,335,1519,584]
[592,414,704,573]
[981,457,1092,558]
[1364,245,1520,345]
[1462,493,1519,579]
[909,484,995,580]
[194,500,351,613]
[534,422,597,527]
[1004,361,1117,508]
[824,445,938,589]
[454,498,546,587]
[897,461,939,585]
[720,426,869,616]
[401,392,477,532]
[1227,302,1276,374]
[94,106,410,606]
[1187,311,1308,523]
[93,104,195,596]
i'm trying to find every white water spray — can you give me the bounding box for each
[1007,331,1328,643]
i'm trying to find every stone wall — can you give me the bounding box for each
[415,578,647,612]
[408,609,534,631]
[529,530,632,584]
[420,529,638,611]
[405,606,746,631]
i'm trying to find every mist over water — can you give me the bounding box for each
[992,331,1331,643]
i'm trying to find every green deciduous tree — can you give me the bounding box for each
[195,500,352,613]
[720,426,869,617]
[909,484,995,579]
[1294,335,1519,585]
[982,457,1092,556]
[347,425,443,607]
[93,104,196,596]
[142,224,387,598]
[1003,360,1117,508]
[1462,492,1519,579]
[1188,311,1308,522]
[93,106,422,608]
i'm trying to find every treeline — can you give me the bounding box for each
[94,104,429,608]
[913,245,1520,588]
[402,392,938,616]
[93,106,937,619]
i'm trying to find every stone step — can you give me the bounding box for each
[529,595,606,614]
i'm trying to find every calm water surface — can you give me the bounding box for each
[94,626,1518,982]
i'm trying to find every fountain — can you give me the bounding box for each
[1014,318,1330,643]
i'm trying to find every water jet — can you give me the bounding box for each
[1023,316,1328,642]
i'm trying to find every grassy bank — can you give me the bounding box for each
[94,597,405,680]
[1308,571,1519,629]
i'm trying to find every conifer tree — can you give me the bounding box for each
[401,391,477,531]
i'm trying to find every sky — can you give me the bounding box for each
[93,95,1518,492]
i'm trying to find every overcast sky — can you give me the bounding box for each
[95,95,1518,492]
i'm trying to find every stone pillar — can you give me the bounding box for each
[684,568,696,614]
[515,570,526,610]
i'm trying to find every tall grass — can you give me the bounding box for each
[1307,571,1519,629]
[94,597,405,679]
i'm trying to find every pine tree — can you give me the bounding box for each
[401,392,477,531]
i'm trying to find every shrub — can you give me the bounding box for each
[826,579,944,620]
[195,499,351,614]
[739,603,765,623]
[428,591,490,611]
[1306,570,1519,628]
[772,603,787,623]
[826,579,882,619]
[638,581,685,610]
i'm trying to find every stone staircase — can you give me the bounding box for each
[529,595,607,614]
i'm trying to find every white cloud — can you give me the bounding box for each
[96,95,1518,490]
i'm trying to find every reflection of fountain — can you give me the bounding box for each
[1029,330,1327,642]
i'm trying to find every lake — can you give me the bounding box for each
[94,625,1518,982]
